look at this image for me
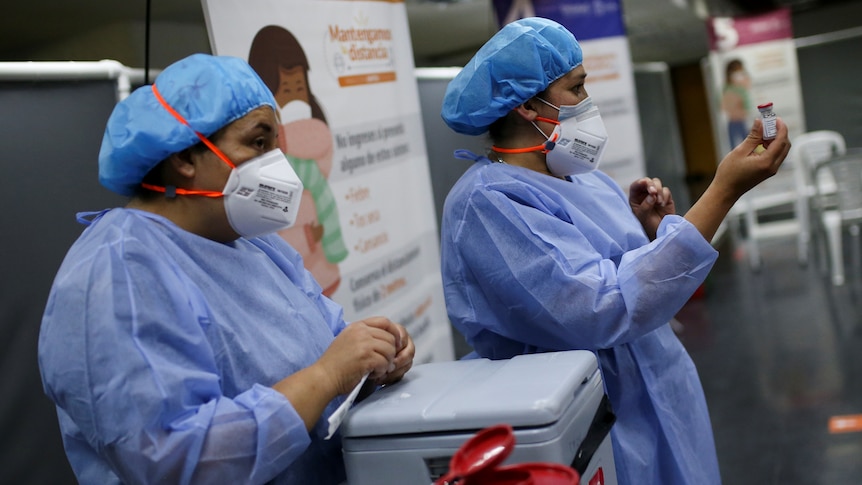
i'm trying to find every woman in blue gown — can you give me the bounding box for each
[38,54,414,485]
[439,18,790,484]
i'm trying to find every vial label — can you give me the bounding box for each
[762,117,777,140]
[757,102,777,141]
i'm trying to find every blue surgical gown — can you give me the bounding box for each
[38,208,348,485]
[440,153,722,485]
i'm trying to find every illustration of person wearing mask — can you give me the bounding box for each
[249,25,349,296]
[722,59,752,150]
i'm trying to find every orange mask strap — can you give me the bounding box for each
[144,84,236,198]
[139,183,225,198]
[492,116,560,154]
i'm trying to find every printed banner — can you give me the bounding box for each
[492,0,646,187]
[203,0,454,364]
[706,8,806,155]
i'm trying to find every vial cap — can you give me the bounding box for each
[757,102,774,110]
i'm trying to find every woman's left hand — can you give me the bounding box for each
[373,323,414,386]
[629,177,675,240]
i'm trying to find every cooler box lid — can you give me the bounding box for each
[341,350,598,438]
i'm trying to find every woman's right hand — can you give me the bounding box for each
[629,177,675,240]
[314,317,401,396]
[272,317,410,431]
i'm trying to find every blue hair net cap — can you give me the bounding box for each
[98,53,277,196]
[441,17,583,136]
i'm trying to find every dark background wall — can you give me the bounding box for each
[0,79,125,483]
[796,34,862,148]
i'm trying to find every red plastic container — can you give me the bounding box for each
[434,424,580,485]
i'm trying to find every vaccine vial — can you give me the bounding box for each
[758,102,777,141]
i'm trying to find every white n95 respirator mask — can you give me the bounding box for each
[540,96,609,177]
[145,83,303,238]
[222,149,304,238]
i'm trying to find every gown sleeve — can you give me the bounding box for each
[39,236,313,485]
[444,181,718,351]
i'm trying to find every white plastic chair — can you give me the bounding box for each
[731,154,806,271]
[811,149,862,286]
[792,131,847,284]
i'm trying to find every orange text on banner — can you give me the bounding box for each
[339,71,397,87]
[828,414,862,434]
[585,73,620,83]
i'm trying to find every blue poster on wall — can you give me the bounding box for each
[493,0,625,40]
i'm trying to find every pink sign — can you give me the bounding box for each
[707,8,793,52]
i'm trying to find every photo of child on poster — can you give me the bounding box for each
[248,25,349,296]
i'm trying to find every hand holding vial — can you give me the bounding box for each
[758,102,777,141]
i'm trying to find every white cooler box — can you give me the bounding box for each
[340,350,617,485]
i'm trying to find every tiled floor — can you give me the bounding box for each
[677,234,862,484]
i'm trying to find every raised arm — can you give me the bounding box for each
[684,117,791,242]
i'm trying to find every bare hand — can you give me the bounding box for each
[372,323,414,386]
[315,317,401,396]
[629,177,675,240]
[713,117,792,199]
